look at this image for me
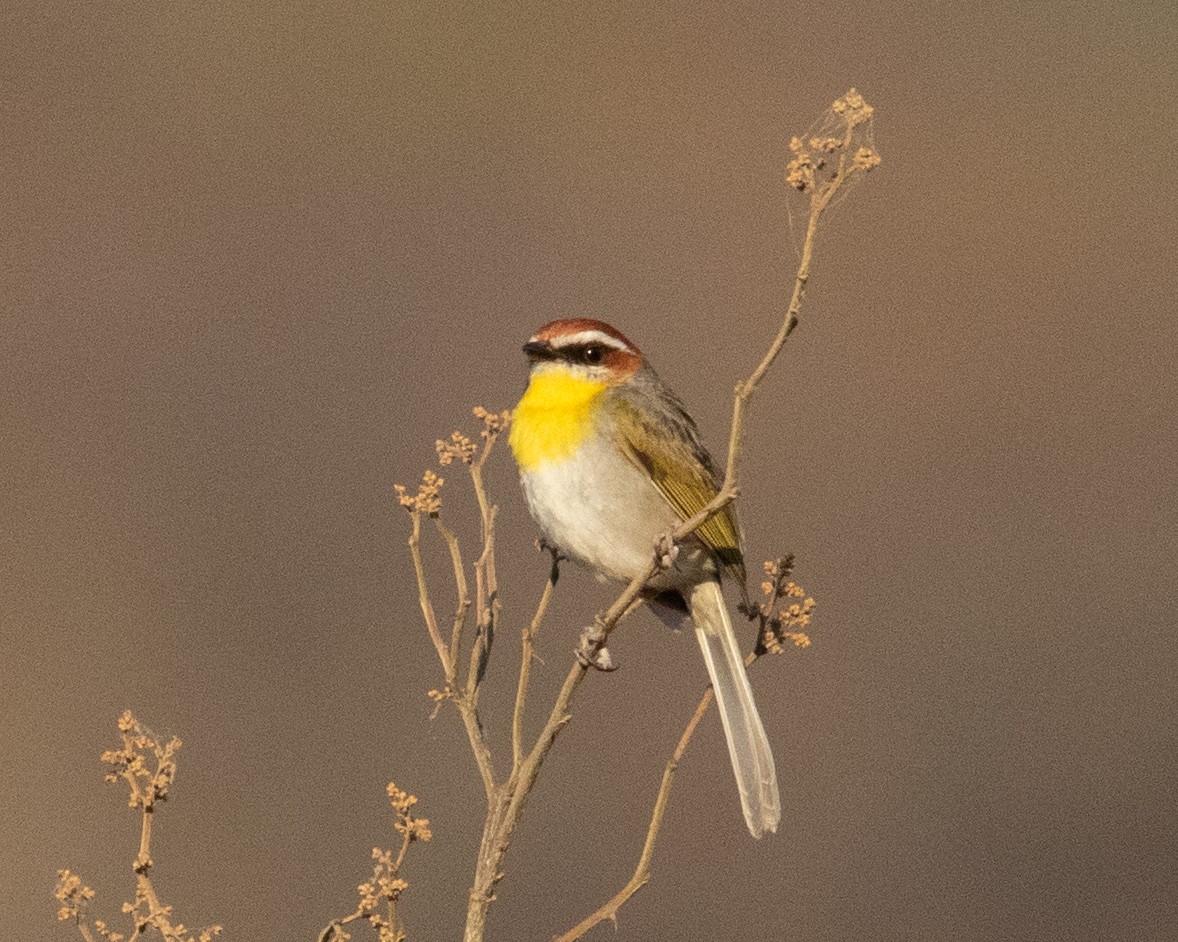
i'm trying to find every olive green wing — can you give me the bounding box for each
[609,392,745,584]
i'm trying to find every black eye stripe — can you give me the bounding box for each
[559,343,610,364]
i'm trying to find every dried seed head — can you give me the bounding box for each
[394,470,444,515]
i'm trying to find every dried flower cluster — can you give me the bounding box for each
[323,783,433,942]
[436,431,477,467]
[394,469,444,516]
[741,556,816,653]
[398,407,513,514]
[55,712,222,942]
[102,711,180,814]
[831,87,874,124]
[472,406,510,438]
[786,87,880,195]
[435,408,511,467]
[387,782,433,843]
[53,870,95,923]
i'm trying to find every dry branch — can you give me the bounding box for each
[54,712,222,942]
[383,88,876,942]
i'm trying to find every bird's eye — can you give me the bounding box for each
[582,345,604,365]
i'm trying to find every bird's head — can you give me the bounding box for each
[522,318,644,385]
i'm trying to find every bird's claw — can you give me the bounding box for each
[654,531,680,571]
[535,537,566,559]
[576,622,617,672]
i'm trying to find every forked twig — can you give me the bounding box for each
[553,89,877,939]
[512,547,562,770]
[54,712,222,942]
[397,90,877,942]
[555,650,777,940]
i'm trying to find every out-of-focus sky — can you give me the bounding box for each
[3,2,1176,939]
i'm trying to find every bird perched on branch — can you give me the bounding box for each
[508,318,780,837]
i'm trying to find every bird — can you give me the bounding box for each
[508,317,781,837]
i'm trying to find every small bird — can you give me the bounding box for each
[508,317,781,837]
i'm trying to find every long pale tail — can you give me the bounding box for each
[689,579,781,837]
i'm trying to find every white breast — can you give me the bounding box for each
[520,431,710,586]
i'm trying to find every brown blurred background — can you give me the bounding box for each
[3,1,1176,939]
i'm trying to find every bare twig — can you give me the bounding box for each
[546,90,874,939]
[557,565,816,939]
[513,548,561,771]
[434,516,471,681]
[407,511,453,680]
[465,421,504,698]
[398,470,498,799]
[321,781,432,942]
[404,91,874,942]
[577,87,878,672]
[554,653,755,941]
[55,712,222,942]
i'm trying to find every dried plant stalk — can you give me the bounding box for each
[54,712,222,942]
[56,88,875,942]
[353,88,874,942]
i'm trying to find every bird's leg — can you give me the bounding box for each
[576,617,616,672]
[535,536,565,559]
[654,530,680,571]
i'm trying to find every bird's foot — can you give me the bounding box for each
[576,620,617,672]
[653,531,680,571]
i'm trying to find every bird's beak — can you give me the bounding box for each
[523,339,556,362]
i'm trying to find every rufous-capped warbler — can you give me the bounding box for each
[508,318,780,837]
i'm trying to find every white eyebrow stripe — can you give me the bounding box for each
[548,330,633,352]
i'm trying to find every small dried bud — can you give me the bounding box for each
[786,150,816,192]
[853,146,881,171]
[393,470,444,515]
[410,818,432,842]
[751,559,815,654]
[386,782,418,812]
[473,406,511,438]
[54,869,96,921]
[786,90,878,203]
[832,87,873,125]
[436,431,477,466]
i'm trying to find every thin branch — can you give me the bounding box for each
[386,820,414,940]
[466,449,501,699]
[554,652,758,942]
[457,92,877,942]
[465,502,499,697]
[412,509,496,795]
[434,516,472,684]
[457,696,497,799]
[580,96,860,668]
[456,428,509,800]
[463,592,647,941]
[58,714,221,942]
[548,90,878,939]
[407,514,452,678]
[463,660,586,942]
[512,550,561,771]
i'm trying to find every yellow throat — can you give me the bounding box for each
[510,370,608,471]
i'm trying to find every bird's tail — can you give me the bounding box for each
[689,579,781,838]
